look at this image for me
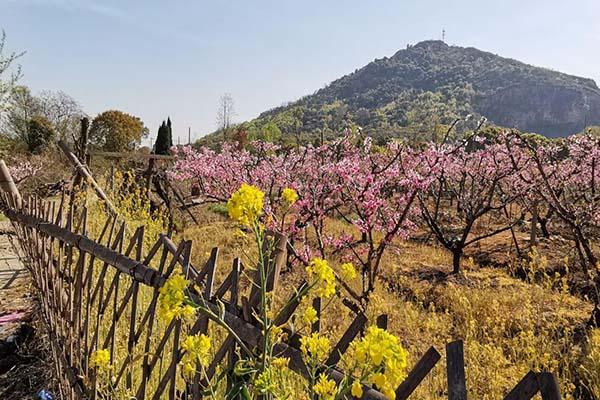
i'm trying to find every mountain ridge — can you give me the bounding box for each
[231,40,600,141]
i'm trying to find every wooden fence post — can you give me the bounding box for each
[0,160,22,208]
[79,117,89,164]
[227,258,242,393]
[376,314,388,329]
[538,372,561,400]
[504,370,539,400]
[312,297,321,333]
[248,232,287,306]
[267,232,286,292]
[395,347,441,400]
[446,340,467,400]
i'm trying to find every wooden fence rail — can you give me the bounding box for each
[0,161,563,400]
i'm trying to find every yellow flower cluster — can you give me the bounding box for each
[269,324,288,344]
[180,333,211,379]
[306,258,336,298]
[313,373,337,399]
[303,306,318,325]
[271,357,290,369]
[158,273,195,322]
[281,187,298,205]
[227,183,264,226]
[254,357,292,397]
[300,332,330,364]
[340,262,357,280]
[90,348,111,372]
[350,326,408,399]
[351,380,363,397]
[254,367,277,395]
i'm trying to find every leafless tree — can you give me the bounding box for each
[216,93,235,131]
[0,30,25,112]
[36,90,86,143]
[2,86,85,151]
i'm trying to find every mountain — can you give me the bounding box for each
[229,40,600,142]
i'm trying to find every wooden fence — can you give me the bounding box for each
[0,162,563,399]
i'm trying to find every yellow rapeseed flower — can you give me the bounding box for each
[351,380,363,397]
[180,333,212,380]
[90,348,110,371]
[300,332,330,363]
[281,187,298,205]
[349,326,408,399]
[158,273,195,322]
[383,387,396,399]
[254,367,276,395]
[270,324,287,343]
[181,333,212,368]
[313,374,337,400]
[372,373,387,389]
[340,262,357,281]
[271,357,290,370]
[303,306,318,325]
[306,258,336,298]
[182,362,195,378]
[227,183,264,226]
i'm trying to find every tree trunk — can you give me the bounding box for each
[576,228,598,270]
[452,249,462,274]
[530,201,538,246]
[573,234,589,274]
[539,207,554,238]
[539,217,550,238]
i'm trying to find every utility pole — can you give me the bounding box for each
[442,29,446,42]
[188,126,191,144]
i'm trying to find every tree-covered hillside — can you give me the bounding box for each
[210,40,600,144]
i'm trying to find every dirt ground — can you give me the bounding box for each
[0,222,30,323]
[0,220,53,399]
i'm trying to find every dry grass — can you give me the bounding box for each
[40,178,600,399]
[179,205,597,399]
[580,329,600,396]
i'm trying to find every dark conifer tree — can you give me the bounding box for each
[154,120,171,154]
[166,117,173,148]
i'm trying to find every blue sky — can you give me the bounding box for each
[2,0,599,144]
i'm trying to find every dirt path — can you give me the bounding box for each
[0,221,30,338]
[0,220,53,399]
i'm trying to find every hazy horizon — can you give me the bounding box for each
[2,0,599,144]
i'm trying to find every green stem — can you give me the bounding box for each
[189,300,253,358]
[252,222,270,374]
[333,367,372,400]
[200,364,218,400]
[272,280,318,325]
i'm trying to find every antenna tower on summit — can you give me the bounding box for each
[442,29,446,42]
